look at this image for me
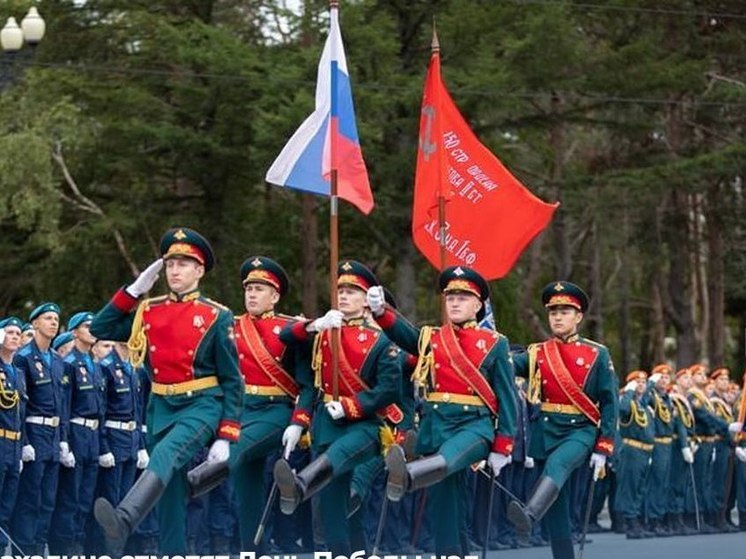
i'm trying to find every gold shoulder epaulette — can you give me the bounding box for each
[201,297,230,312]
[144,294,168,307]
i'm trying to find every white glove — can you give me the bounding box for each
[282,425,304,459]
[729,421,743,434]
[60,443,76,468]
[19,460,23,473]
[690,442,700,455]
[126,259,164,298]
[589,452,607,480]
[681,447,694,464]
[487,452,511,476]
[311,310,344,333]
[525,456,535,469]
[98,452,116,468]
[736,447,746,463]
[136,449,150,469]
[207,439,230,463]
[623,381,638,392]
[366,286,385,317]
[649,373,662,384]
[22,444,36,462]
[325,400,345,420]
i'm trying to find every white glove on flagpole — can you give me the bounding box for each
[310,310,344,333]
[126,259,164,298]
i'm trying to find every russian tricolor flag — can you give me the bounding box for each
[266,6,374,215]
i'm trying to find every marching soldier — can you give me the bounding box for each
[668,367,696,535]
[615,370,654,539]
[506,282,618,559]
[49,312,107,555]
[274,260,402,555]
[187,255,311,552]
[366,265,516,556]
[11,303,71,556]
[643,363,677,536]
[90,227,243,554]
[0,318,25,552]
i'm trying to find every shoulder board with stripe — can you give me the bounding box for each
[17,345,32,357]
[143,295,169,307]
[200,297,230,312]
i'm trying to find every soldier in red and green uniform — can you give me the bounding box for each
[90,227,243,554]
[507,281,618,559]
[186,256,312,552]
[274,260,401,555]
[366,265,516,556]
[709,367,739,532]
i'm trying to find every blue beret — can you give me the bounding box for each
[29,302,61,321]
[52,332,74,351]
[21,322,34,333]
[67,311,95,331]
[0,317,23,330]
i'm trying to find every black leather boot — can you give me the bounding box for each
[549,537,574,559]
[274,454,333,515]
[507,476,560,538]
[625,517,642,539]
[187,459,231,498]
[385,445,447,502]
[94,470,165,547]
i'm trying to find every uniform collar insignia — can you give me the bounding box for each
[345,316,366,327]
[259,310,275,319]
[169,289,201,302]
[553,332,579,344]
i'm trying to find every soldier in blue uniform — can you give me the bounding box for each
[615,370,655,539]
[11,303,70,556]
[0,317,25,553]
[49,312,107,554]
[52,332,75,357]
[274,260,402,555]
[506,282,619,559]
[366,265,516,556]
[91,342,149,553]
[21,323,35,347]
[187,256,310,553]
[91,227,244,554]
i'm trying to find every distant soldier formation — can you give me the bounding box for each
[0,227,744,559]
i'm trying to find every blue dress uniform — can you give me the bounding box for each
[274,261,401,556]
[186,256,310,552]
[374,266,517,556]
[508,282,618,559]
[0,317,25,552]
[614,371,655,539]
[91,227,243,554]
[11,303,71,556]
[643,364,678,536]
[92,347,146,552]
[686,367,730,532]
[49,312,107,554]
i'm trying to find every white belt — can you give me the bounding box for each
[104,420,137,432]
[26,415,60,427]
[71,417,100,430]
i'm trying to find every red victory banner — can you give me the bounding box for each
[412,41,559,279]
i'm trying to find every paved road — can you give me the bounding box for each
[479,532,746,559]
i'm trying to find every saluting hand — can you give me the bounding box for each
[366,286,385,317]
[126,258,164,298]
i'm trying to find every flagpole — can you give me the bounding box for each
[431,23,448,323]
[330,0,340,400]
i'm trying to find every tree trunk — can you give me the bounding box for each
[548,94,572,278]
[706,183,725,366]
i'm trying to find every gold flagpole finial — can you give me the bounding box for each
[431,18,440,53]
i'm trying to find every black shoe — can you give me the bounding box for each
[385,447,446,502]
[625,517,643,539]
[274,455,333,515]
[550,538,575,559]
[187,459,231,498]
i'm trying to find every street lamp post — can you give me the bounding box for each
[1,7,46,87]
